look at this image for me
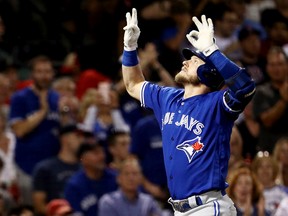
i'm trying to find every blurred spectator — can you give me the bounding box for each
[0,167,16,216]
[78,88,98,124]
[46,199,73,216]
[2,63,33,96]
[260,0,288,58]
[9,55,60,204]
[64,142,117,216]
[8,204,34,216]
[98,157,163,216]
[252,46,288,153]
[157,0,192,76]
[75,68,111,100]
[274,196,288,216]
[132,0,192,76]
[53,77,79,126]
[252,154,288,215]
[236,102,259,160]
[212,3,240,59]
[60,49,111,100]
[273,137,288,188]
[237,25,268,85]
[227,167,270,216]
[138,42,176,87]
[107,131,131,171]
[81,85,130,146]
[245,0,275,23]
[228,125,247,178]
[0,73,10,116]
[130,114,169,207]
[0,111,17,191]
[52,77,76,98]
[32,124,82,216]
[116,41,176,129]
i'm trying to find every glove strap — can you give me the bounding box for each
[124,45,137,51]
[122,50,139,67]
[202,44,219,57]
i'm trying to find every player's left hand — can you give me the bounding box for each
[186,15,218,56]
[123,8,140,51]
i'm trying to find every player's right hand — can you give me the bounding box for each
[123,8,140,51]
[186,15,218,57]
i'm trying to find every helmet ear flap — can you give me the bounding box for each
[197,64,224,90]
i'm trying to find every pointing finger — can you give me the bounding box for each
[207,18,214,30]
[201,15,208,28]
[132,8,138,25]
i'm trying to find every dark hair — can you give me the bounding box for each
[28,55,53,71]
[107,131,130,147]
[267,46,288,62]
[238,26,261,41]
[76,142,102,159]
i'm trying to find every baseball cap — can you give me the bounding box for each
[76,142,102,159]
[182,48,207,62]
[59,124,81,136]
[46,199,73,216]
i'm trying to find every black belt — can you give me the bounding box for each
[168,190,226,213]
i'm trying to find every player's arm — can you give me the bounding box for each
[187,15,255,110]
[122,8,145,101]
[256,80,288,127]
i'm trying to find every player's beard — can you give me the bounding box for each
[175,72,201,85]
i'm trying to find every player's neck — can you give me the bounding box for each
[183,85,210,99]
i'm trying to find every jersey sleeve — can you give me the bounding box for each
[140,82,161,110]
[140,81,174,119]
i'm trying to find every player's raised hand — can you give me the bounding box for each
[123,8,140,51]
[186,15,218,56]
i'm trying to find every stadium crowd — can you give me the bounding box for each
[0,0,288,215]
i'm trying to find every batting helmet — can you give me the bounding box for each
[182,48,224,90]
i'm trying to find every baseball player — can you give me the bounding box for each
[121,8,256,216]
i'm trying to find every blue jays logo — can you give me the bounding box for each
[176,137,204,163]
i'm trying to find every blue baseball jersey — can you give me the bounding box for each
[64,169,118,216]
[9,87,60,175]
[140,82,240,200]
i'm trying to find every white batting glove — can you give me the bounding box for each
[123,8,140,51]
[186,15,218,56]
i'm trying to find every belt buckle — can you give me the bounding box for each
[169,198,191,213]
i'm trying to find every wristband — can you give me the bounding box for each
[122,50,139,67]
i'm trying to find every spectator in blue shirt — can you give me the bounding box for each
[98,157,163,216]
[64,142,117,216]
[9,55,60,204]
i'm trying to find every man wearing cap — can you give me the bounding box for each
[121,9,255,215]
[32,124,82,216]
[64,142,117,216]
